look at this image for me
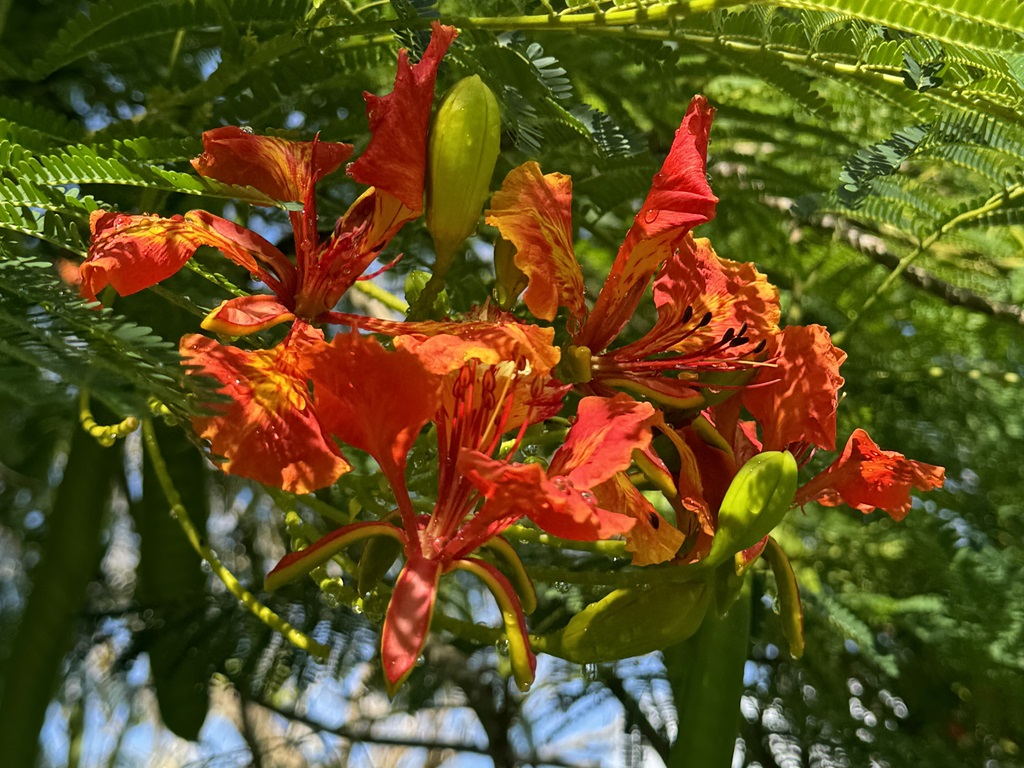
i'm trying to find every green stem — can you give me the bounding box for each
[141,420,330,660]
[665,577,752,768]
[503,524,628,557]
[353,279,409,314]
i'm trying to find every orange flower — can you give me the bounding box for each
[81,24,457,334]
[486,96,780,411]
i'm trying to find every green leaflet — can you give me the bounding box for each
[541,580,711,663]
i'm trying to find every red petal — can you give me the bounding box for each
[348,23,458,212]
[548,394,658,488]
[201,294,294,336]
[485,162,586,325]
[795,428,945,520]
[305,332,440,476]
[577,96,718,351]
[394,320,560,377]
[381,553,442,693]
[460,451,635,542]
[180,328,350,494]
[742,325,847,451]
[191,127,353,203]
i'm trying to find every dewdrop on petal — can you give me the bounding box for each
[425,75,501,276]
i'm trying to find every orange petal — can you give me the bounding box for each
[548,394,658,488]
[180,330,350,494]
[460,452,635,542]
[577,96,718,351]
[192,127,353,203]
[201,294,294,336]
[742,325,847,451]
[305,332,440,477]
[81,210,295,302]
[348,23,458,212]
[485,162,586,325]
[593,473,685,566]
[617,236,780,361]
[795,428,945,520]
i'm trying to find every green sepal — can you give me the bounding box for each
[705,451,798,568]
[541,580,711,663]
[762,536,805,659]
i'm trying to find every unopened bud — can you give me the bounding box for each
[706,451,798,567]
[425,75,501,275]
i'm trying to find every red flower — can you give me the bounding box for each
[794,428,945,520]
[264,327,678,692]
[81,24,457,333]
[486,96,780,410]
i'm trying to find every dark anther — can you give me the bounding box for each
[698,311,713,327]
[753,339,767,354]
[721,327,736,343]
[681,305,694,324]
[648,512,660,529]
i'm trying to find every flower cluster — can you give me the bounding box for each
[81,24,944,693]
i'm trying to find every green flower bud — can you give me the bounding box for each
[426,75,501,275]
[706,451,798,567]
[541,581,711,663]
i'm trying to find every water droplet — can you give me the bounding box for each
[643,209,659,224]
[579,490,597,506]
[582,663,599,682]
[494,638,509,657]
[241,125,254,134]
[554,581,570,594]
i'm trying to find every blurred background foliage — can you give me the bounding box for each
[1,0,1022,766]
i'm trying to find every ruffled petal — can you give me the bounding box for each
[81,211,202,301]
[794,429,945,520]
[460,451,635,542]
[548,394,658,488]
[742,325,847,451]
[201,294,294,335]
[180,328,350,494]
[486,162,586,325]
[81,210,295,301]
[191,127,353,203]
[348,23,458,212]
[381,553,442,693]
[577,96,718,351]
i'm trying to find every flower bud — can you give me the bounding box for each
[425,75,501,275]
[705,451,798,567]
[542,581,711,663]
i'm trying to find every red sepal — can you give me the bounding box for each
[381,553,442,694]
[202,294,294,335]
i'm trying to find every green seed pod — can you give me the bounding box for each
[542,581,711,663]
[357,534,403,596]
[706,451,799,567]
[425,75,501,275]
[762,536,805,658]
